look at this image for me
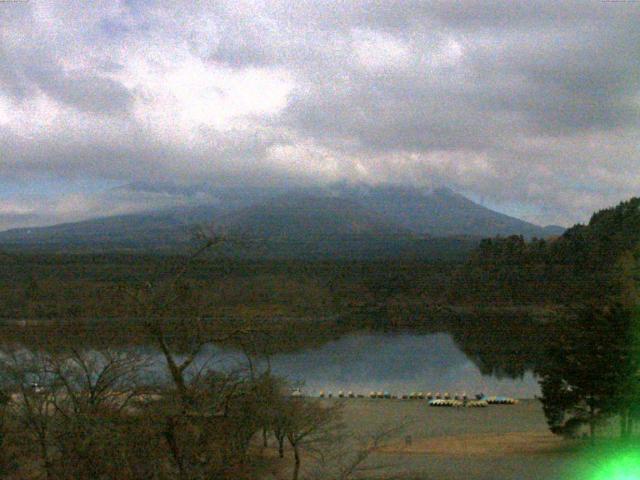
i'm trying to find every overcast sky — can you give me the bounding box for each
[1,0,639,230]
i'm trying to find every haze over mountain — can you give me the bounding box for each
[0,185,564,258]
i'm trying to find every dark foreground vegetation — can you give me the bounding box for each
[0,343,393,480]
[0,254,399,480]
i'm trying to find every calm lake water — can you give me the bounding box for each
[172,332,540,399]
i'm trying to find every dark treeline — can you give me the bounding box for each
[0,255,457,322]
[0,232,480,262]
[450,197,640,307]
[4,199,640,318]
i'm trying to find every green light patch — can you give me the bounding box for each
[582,447,640,480]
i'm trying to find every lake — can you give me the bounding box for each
[171,331,540,399]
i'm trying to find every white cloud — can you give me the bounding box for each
[0,0,638,230]
[123,52,293,142]
[353,29,411,71]
[0,96,11,126]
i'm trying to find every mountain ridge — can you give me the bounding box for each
[0,185,564,258]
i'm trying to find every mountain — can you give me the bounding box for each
[0,185,564,258]
[218,193,410,240]
[209,193,464,260]
[333,185,564,239]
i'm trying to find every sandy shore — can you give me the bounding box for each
[322,398,583,479]
[378,430,567,457]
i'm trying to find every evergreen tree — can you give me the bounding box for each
[537,303,636,441]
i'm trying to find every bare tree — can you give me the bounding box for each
[48,346,148,416]
[308,423,405,480]
[133,239,222,409]
[129,235,257,410]
[283,398,343,480]
[1,349,59,480]
[0,344,156,480]
[124,237,275,479]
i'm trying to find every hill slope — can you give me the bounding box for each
[336,185,564,238]
[0,208,213,250]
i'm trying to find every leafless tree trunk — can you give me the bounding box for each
[292,443,301,480]
[278,435,286,458]
[163,415,187,480]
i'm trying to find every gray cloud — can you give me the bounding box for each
[0,50,133,116]
[36,69,133,115]
[0,0,639,229]
[0,2,133,116]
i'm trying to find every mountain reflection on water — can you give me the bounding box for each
[174,332,540,399]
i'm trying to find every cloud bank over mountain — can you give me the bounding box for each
[0,0,638,230]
